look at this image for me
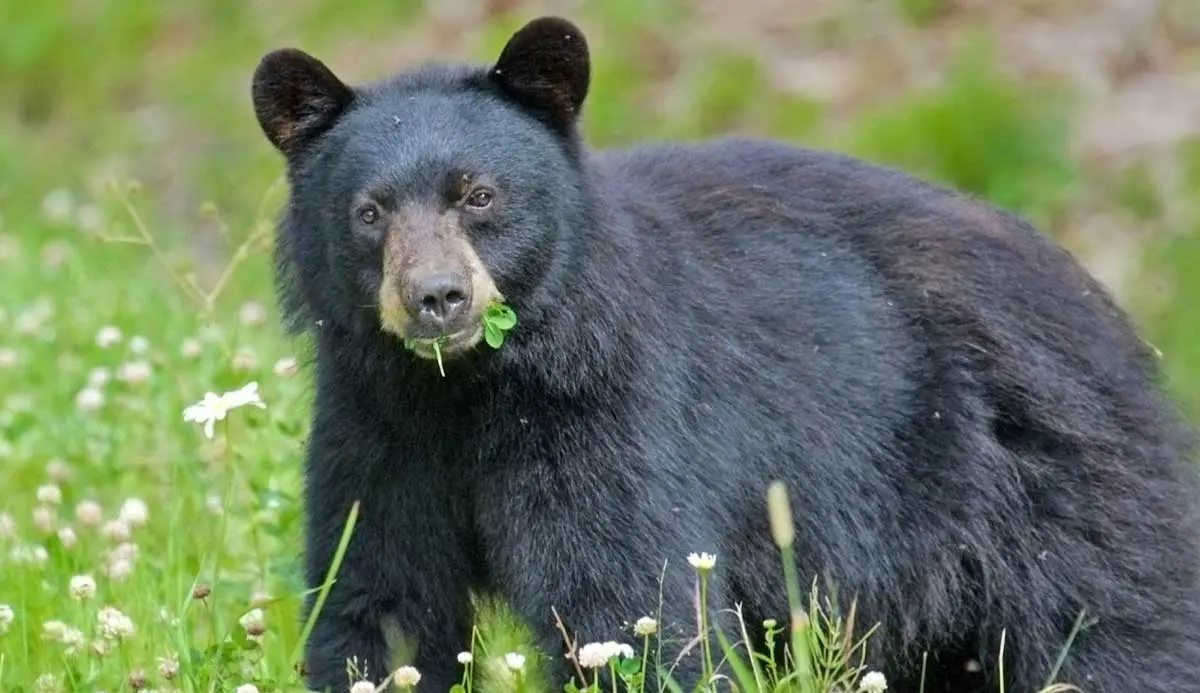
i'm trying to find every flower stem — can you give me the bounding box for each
[699,572,714,686]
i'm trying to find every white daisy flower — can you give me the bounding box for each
[687,552,717,571]
[182,382,267,438]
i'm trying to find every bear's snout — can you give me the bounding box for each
[405,269,473,329]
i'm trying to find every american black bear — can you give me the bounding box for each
[250,15,1200,693]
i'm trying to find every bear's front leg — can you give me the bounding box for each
[301,595,391,692]
[476,457,725,693]
[300,400,475,693]
[300,498,472,685]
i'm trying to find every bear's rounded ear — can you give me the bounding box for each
[488,16,590,130]
[251,48,355,158]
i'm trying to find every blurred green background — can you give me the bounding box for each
[1,0,1198,408]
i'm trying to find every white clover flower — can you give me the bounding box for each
[41,189,75,223]
[393,665,422,688]
[104,519,131,542]
[504,652,526,672]
[392,666,421,687]
[576,643,607,668]
[11,544,49,564]
[231,349,258,372]
[87,367,110,388]
[95,326,122,349]
[76,203,104,234]
[69,575,96,601]
[106,557,134,581]
[37,484,63,505]
[0,604,14,633]
[43,620,70,641]
[41,241,71,270]
[116,360,152,385]
[238,301,268,326]
[272,356,299,377]
[60,626,86,655]
[15,300,53,335]
[158,653,180,679]
[350,681,375,693]
[111,542,138,563]
[687,552,717,571]
[858,671,888,693]
[235,685,259,693]
[456,651,473,665]
[33,506,55,533]
[75,387,104,412]
[119,498,148,527]
[128,335,149,354]
[180,339,203,359]
[576,641,634,669]
[182,382,267,439]
[96,606,135,641]
[45,459,70,481]
[126,669,149,690]
[57,526,78,548]
[75,500,103,527]
[238,608,265,633]
[634,616,658,637]
[33,672,59,693]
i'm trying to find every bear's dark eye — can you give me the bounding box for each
[358,205,380,225]
[466,188,494,209]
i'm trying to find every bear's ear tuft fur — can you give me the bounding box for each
[488,16,591,130]
[251,48,355,158]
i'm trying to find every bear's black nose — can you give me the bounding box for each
[407,272,471,327]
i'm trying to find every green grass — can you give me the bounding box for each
[0,182,314,691]
[0,0,1197,691]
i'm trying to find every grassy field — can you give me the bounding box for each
[1,0,1198,691]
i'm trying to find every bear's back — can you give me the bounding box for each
[584,136,1189,482]
[589,136,1161,387]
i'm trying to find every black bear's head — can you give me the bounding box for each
[250,17,593,362]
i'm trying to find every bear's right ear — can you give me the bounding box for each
[488,16,591,130]
[251,48,355,158]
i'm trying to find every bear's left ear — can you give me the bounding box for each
[488,16,591,130]
[251,48,355,158]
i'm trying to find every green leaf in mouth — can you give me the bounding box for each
[481,302,518,349]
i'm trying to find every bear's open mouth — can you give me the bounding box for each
[403,325,483,361]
